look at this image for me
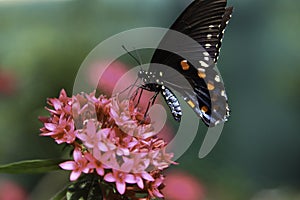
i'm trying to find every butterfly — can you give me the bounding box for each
[137,0,233,127]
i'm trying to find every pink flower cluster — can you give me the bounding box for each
[40,89,175,198]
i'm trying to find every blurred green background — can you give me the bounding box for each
[1,0,300,199]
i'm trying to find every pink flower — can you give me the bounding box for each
[0,69,17,96]
[125,154,148,169]
[76,120,99,149]
[40,89,177,198]
[147,172,165,198]
[100,149,118,169]
[72,91,99,128]
[162,171,205,200]
[133,172,154,189]
[46,89,72,116]
[85,152,106,176]
[59,148,90,181]
[40,115,76,144]
[110,97,156,139]
[104,169,136,195]
[149,147,175,170]
[0,180,28,200]
[88,61,134,96]
[94,96,114,127]
[40,89,76,144]
[77,120,116,160]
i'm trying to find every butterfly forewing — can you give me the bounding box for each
[142,0,232,126]
[153,0,232,63]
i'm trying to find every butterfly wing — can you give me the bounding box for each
[149,0,233,126]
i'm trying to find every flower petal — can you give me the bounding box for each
[141,172,155,181]
[52,99,62,110]
[96,167,104,176]
[98,128,110,138]
[120,159,134,172]
[44,123,57,131]
[86,120,96,135]
[76,133,87,141]
[136,176,144,189]
[98,142,108,152]
[59,161,75,170]
[40,131,55,136]
[82,167,90,174]
[70,170,81,181]
[116,181,126,195]
[73,149,82,161]
[153,188,164,198]
[104,173,116,182]
[124,174,136,184]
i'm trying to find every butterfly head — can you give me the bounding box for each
[137,70,147,83]
[138,70,157,84]
[137,70,145,78]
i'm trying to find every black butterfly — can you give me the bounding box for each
[138,0,232,127]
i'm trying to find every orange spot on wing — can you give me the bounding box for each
[198,71,206,78]
[207,83,215,91]
[181,60,190,71]
[187,100,195,108]
[201,106,208,113]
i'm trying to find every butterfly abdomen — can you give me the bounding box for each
[161,86,182,122]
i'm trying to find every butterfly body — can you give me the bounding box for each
[138,70,183,122]
[138,0,233,127]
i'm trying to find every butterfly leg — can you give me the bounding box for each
[143,91,159,119]
[135,87,144,107]
[130,87,140,102]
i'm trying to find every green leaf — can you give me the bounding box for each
[0,159,66,174]
[67,174,103,200]
[50,185,69,200]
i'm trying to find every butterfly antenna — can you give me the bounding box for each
[116,80,141,96]
[133,47,143,68]
[122,45,142,67]
[121,45,143,98]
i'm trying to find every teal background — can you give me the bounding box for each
[0,0,300,199]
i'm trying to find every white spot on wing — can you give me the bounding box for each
[203,52,209,57]
[205,44,211,48]
[221,90,226,97]
[199,61,209,68]
[198,68,205,72]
